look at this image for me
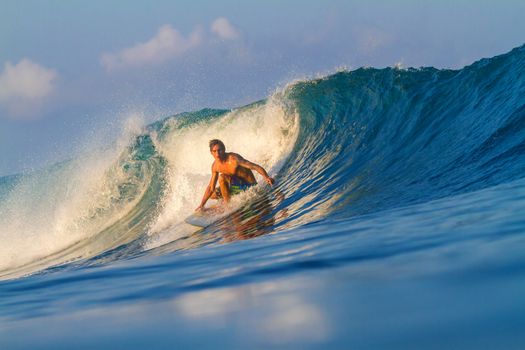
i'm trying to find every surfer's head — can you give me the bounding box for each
[209,139,226,160]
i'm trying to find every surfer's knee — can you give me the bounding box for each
[218,174,231,201]
[218,174,230,186]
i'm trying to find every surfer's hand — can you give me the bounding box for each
[195,205,204,212]
[266,177,275,186]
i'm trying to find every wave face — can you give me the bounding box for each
[1,45,525,279]
[279,44,525,222]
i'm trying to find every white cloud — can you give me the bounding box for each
[0,59,57,101]
[100,25,204,71]
[211,17,239,40]
[0,59,58,119]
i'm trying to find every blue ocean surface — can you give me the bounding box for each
[1,45,525,349]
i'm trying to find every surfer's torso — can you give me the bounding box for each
[212,153,256,185]
[197,140,274,210]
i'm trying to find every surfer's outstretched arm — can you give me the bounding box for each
[196,168,219,211]
[237,157,275,186]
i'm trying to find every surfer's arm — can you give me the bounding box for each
[237,157,275,186]
[197,169,219,211]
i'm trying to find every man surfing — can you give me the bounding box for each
[196,139,275,211]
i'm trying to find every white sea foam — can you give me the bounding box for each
[146,96,299,248]
[0,96,299,275]
[0,116,146,275]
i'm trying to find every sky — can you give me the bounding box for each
[1,0,524,175]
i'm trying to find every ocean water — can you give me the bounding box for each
[1,45,525,349]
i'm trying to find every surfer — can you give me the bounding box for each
[196,139,275,211]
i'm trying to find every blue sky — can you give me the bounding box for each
[1,0,524,175]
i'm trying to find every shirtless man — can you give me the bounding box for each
[196,139,275,211]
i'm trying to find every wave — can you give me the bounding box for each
[1,44,524,279]
[0,100,299,278]
[279,44,525,220]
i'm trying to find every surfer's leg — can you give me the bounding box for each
[210,188,220,199]
[219,174,231,203]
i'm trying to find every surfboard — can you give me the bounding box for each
[185,205,229,228]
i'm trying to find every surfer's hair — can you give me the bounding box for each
[209,139,225,152]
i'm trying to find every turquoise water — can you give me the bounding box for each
[1,45,525,349]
